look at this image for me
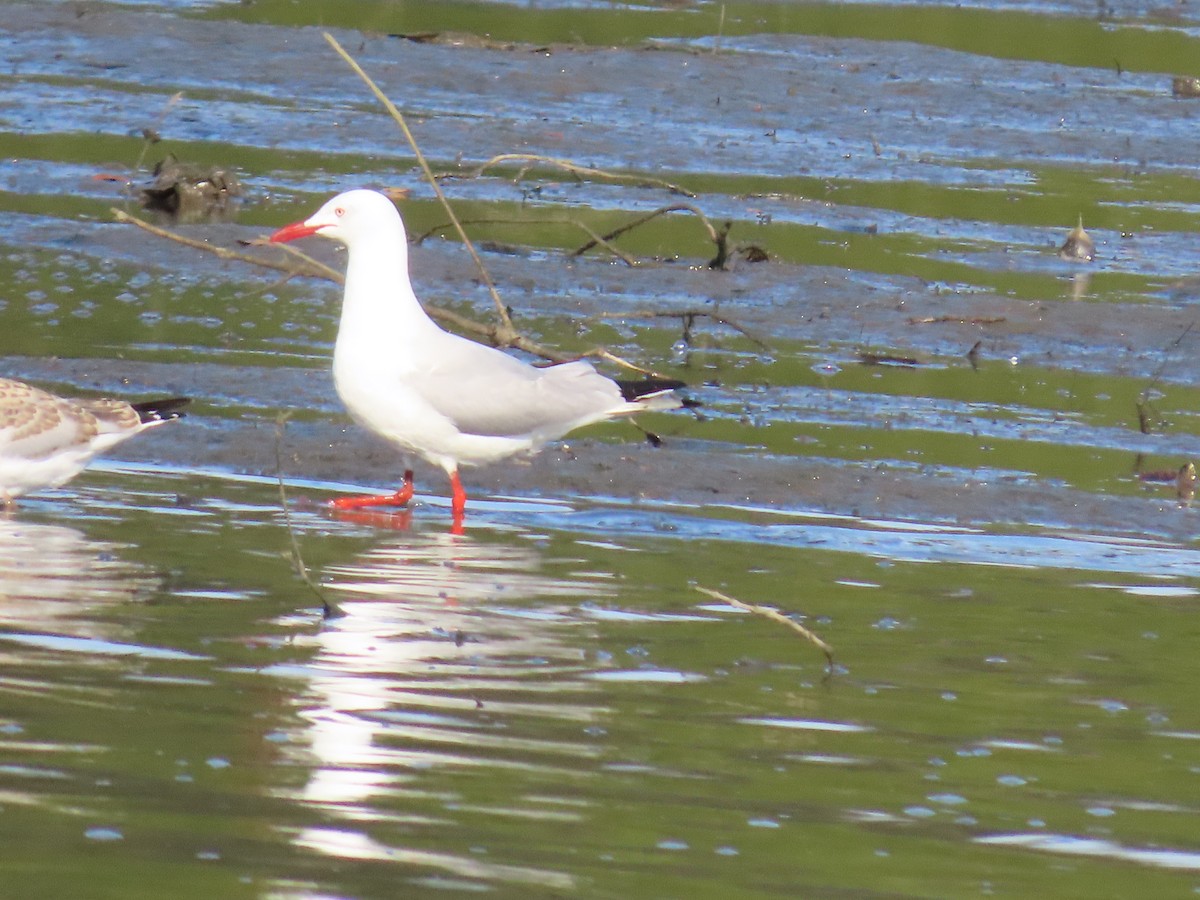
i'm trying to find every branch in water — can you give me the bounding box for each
[695,585,834,670]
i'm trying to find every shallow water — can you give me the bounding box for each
[2,0,1200,897]
[6,471,1200,898]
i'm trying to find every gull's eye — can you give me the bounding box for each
[334,207,345,217]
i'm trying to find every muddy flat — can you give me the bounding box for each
[4,1,1200,548]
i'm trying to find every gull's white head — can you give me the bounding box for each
[269,189,405,247]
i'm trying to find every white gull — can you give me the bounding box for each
[269,189,684,527]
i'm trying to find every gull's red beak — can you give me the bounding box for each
[269,221,323,243]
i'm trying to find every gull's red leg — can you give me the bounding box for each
[449,471,467,533]
[330,470,415,511]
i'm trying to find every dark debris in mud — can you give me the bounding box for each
[857,351,923,368]
[139,155,243,221]
[390,31,554,54]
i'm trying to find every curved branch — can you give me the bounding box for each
[695,585,833,670]
[440,153,695,198]
[571,203,735,269]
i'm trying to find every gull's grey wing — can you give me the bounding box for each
[410,348,626,439]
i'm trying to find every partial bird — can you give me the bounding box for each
[0,378,189,504]
[270,189,685,528]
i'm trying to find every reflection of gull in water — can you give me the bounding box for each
[0,518,157,635]
[274,529,614,891]
[326,530,598,603]
[292,828,575,891]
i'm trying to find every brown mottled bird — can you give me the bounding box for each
[0,378,188,504]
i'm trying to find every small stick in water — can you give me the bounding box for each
[695,585,833,670]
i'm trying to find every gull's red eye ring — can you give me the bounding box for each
[334,207,345,217]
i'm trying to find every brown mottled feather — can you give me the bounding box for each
[0,378,101,457]
[0,378,188,501]
[77,398,143,432]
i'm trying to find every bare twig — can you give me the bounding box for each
[572,203,720,257]
[274,413,342,619]
[695,585,834,669]
[322,31,518,341]
[908,315,1007,326]
[571,222,639,267]
[132,91,184,175]
[113,207,582,362]
[572,204,744,271]
[1136,321,1196,435]
[414,216,638,265]
[441,152,695,198]
[596,309,771,350]
[581,347,658,376]
[266,239,346,282]
[115,36,689,380]
[412,217,534,245]
[113,208,339,280]
[114,207,685,375]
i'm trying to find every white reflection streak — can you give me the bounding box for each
[977,833,1200,871]
[323,532,598,605]
[739,716,873,733]
[293,827,574,889]
[0,519,156,636]
[281,531,605,888]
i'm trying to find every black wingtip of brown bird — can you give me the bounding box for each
[131,396,191,423]
[616,376,688,402]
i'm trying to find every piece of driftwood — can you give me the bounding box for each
[695,585,834,669]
